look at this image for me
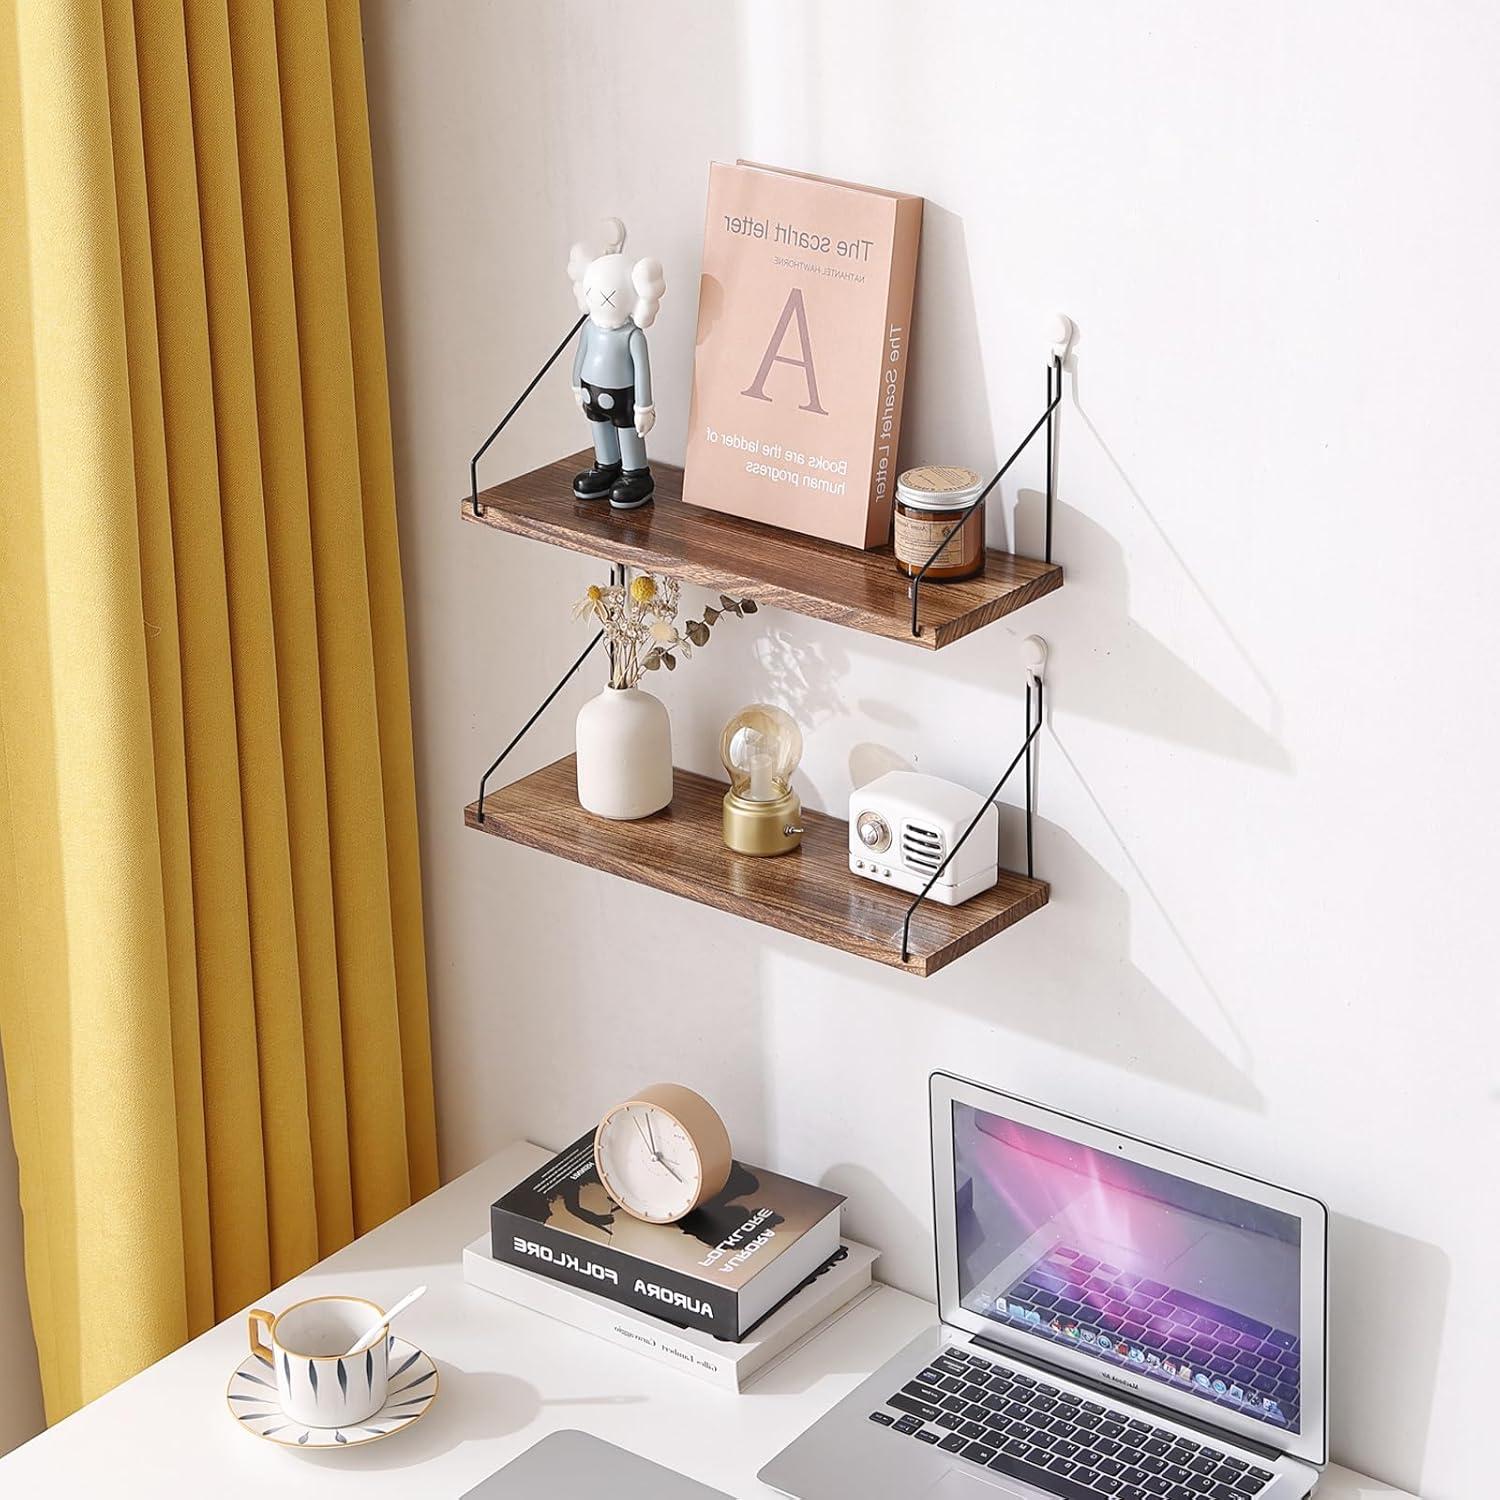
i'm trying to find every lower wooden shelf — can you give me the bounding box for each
[464,756,1048,978]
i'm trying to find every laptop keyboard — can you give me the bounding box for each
[990,1245,1300,1432]
[870,1343,1278,1500]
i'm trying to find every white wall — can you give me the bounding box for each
[362,4,1498,1496]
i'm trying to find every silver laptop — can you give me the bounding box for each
[760,1072,1328,1500]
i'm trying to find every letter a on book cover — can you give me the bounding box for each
[684,161,922,549]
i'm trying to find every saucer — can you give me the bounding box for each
[226,1335,439,1449]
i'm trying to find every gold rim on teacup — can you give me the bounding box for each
[249,1294,388,1359]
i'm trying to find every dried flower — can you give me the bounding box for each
[571,571,753,688]
[572,584,607,621]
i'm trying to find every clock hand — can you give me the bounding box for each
[632,1110,683,1182]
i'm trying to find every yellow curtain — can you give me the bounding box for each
[0,0,438,1422]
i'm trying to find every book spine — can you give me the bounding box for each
[865,196,923,547]
[491,1202,740,1338]
[465,1249,746,1391]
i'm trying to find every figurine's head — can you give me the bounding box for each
[568,218,665,331]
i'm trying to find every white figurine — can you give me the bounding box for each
[567,218,666,510]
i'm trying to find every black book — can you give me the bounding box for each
[490,1133,844,1340]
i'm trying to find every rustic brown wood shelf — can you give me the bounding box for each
[461,451,1062,650]
[465,755,1048,978]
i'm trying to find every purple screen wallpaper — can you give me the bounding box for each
[953,1103,1303,1435]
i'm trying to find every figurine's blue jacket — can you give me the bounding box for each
[573,321,652,405]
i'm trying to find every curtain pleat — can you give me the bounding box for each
[134,0,274,1318]
[225,0,355,1261]
[0,0,437,1423]
[100,0,216,1337]
[326,0,439,1204]
[2,0,191,1418]
[186,0,323,1289]
[271,0,413,1235]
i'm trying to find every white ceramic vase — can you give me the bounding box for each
[575,685,673,819]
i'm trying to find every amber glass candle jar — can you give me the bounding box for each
[893,466,986,581]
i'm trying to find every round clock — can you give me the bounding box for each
[593,1084,733,1224]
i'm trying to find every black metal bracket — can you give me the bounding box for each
[468,317,612,821]
[900,673,1044,964]
[474,628,603,822]
[909,353,1062,638]
[470,314,587,518]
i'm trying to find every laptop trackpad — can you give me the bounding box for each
[924,1471,1028,1499]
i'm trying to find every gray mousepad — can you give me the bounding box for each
[463,1429,733,1498]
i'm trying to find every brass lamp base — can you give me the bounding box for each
[722,788,804,856]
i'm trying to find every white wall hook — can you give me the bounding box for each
[1048,314,1073,360]
[1020,635,1048,683]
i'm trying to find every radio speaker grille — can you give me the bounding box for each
[901,823,945,876]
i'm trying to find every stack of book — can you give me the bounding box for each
[462,1135,878,1392]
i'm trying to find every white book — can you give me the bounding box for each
[463,1233,879,1393]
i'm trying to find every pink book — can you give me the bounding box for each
[683,162,923,550]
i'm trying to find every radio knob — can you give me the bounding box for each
[856,812,891,853]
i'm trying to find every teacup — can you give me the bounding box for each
[248,1295,389,1428]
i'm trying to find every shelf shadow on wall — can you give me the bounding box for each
[753,624,854,739]
[930,808,1264,1113]
[903,204,998,474]
[1042,724,1257,1094]
[1065,356,1283,748]
[1326,1214,1447,1493]
[1012,488,1291,773]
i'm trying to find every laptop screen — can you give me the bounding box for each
[952,1101,1304,1439]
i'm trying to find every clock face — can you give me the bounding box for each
[595,1103,705,1223]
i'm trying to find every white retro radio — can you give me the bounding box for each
[847,771,998,906]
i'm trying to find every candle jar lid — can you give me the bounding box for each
[896,465,984,512]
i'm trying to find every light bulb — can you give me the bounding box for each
[718,704,804,856]
[719,705,802,802]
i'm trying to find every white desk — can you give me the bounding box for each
[0,1142,1416,1498]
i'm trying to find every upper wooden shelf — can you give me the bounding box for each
[462,452,1063,650]
[465,755,1048,978]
